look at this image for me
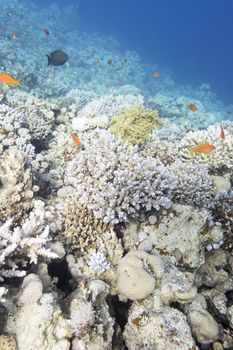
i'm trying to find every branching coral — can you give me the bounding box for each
[78,92,144,119]
[170,161,215,207]
[141,137,178,165]
[61,195,112,255]
[110,104,162,145]
[178,124,233,173]
[0,200,58,279]
[0,148,35,221]
[65,132,176,224]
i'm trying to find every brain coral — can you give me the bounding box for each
[110,104,162,145]
[65,132,176,224]
[116,250,164,300]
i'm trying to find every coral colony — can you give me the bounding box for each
[0,0,233,349]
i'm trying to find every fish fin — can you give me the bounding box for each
[46,54,51,65]
[15,79,20,85]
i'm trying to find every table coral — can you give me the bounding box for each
[110,104,162,145]
[65,132,176,224]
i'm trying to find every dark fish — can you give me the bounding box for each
[43,28,50,36]
[47,50,68,66]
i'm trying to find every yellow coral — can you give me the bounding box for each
[0,334,17,350]
[110,105,162,145]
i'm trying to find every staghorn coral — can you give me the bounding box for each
[0,148,36,221]
[70,298,95,336]
[65,132,176,224]
[170,161,215,207]
[178,124,233,173]
[0,200,58,279]
[110,104,162,145]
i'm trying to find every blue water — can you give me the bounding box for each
[1,0,233,124]
[40,0,233,105]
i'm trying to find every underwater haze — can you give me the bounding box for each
[0,0,233,126]
[42,0,233,106]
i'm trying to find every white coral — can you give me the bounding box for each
[178,124,233,172]
[170,161,215,207]
[65,132,176,224]
[78,92,144,120]
[70,298,95,336]
[0,200,58,279]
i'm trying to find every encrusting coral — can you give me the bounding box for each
[110,104,162,145]
[65,132,176,224]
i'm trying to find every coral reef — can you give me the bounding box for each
[0,200,58,279]
[116,250,164,300]
[110,104,162,145]
[61,194,112,255]
[151,94,218,128]
[170,161,215,207]
[65,132,176,224]
[124,303,198,350]
[0,148,35,221]
[178,124,233,173]
[0,0,232,348]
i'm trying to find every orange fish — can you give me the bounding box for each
[11,32,19,41]
[187,103,198,112]
[153,70,160,78]
[190,143,215,154]
[70,131,81,146]
[43,28,50,36]
[0,73,20,86]
[107,59,112,65]
[220,125,225,140]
